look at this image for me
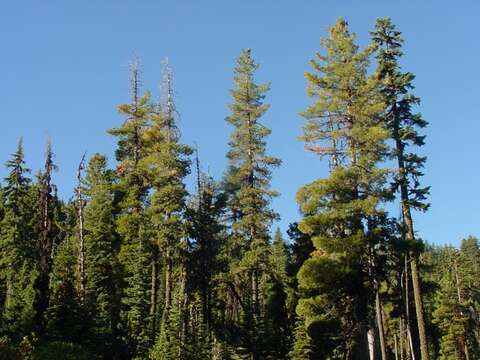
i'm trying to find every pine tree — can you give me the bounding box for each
[289,316,315,360]
[145,64,192,359]
[372,17,431,360]
[432,249,470,360]
[32,141,59,337]
[0,139,37,339]
[264,228,290,359]
[222,48,281,359]
[108,62,153,356]
[187,159,226,336]
[295,18,388,359]
[83,153,122,356]
[46,217,86,345]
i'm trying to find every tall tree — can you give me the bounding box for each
[83,153,122,357]
[0,139,36,339]
[187,155,226,336]
[295,18,388,359]
[372,17,431,360]
[222,48,281,359]
[108,61,153,356]
[32,141,59,337]
[74,154,87,306]
[146,64,192,359]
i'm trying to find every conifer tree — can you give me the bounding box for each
[432,249,471,360]
[187,162,226,335]
[83,153,122,356]
[289,316,316,360]
[145,65,191,359]
[32,141,59,337]
[46,218,86,345]
[458,236,480,354]
[222,48,281,359]
[0,139,37,339]
[108,62,153,356]
[372,17,431,360]
[295,18,387,359]
[264,228,290,359]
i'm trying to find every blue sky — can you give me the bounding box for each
[1,1,478,245]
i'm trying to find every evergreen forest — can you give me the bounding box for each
[0,17,478,360]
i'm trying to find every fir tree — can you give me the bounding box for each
[83,153,122,356]
[187,163,226,335]
[46,222,86,345]
[145,64,192,358]
[295,18,388,359]
[222,48,281,359]
[32,141,59,337]
[108,62,153,356]
[432,249,471,360]
[0,139,37,339]
[372,17,431,360]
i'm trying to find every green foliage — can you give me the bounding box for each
[108,65,155,356]
[0,140,37,340]
[295,17,389,359]
[221,48,283,359]
[0,17,476,360]
[33,341,97,360]
[46,233,87,344]
[82,153,122,355]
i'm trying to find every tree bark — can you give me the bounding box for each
[376,290,388,360]
[150,252,159,339]
[454,261,470,360]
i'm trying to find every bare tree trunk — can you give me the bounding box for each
[454,261,471,360]
[399,319,404,360]
[408,255,427,360]
[150,252,159,339]
[376,290,388,360]
[368,329,376,360]
[178,263,188,359]
[403,256,415,360]
[161,246,172,331]
[75,155,86,305]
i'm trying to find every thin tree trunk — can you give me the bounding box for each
[161,247,172,330]
[178,263,188,359]
[376,289,388,360]
[454,261,470,360]
[399,319,404,360]
[403,256,415,360]
[368,328,376,360]
[150,252,159,338]
[76,154,86,305]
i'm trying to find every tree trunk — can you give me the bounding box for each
[76,155,86,305]
[376,290,388,360]
[454,261,471,360]
[161,247,172,331]
[409,255,428,360]
[368,329,376,360]
[150,252,159,338]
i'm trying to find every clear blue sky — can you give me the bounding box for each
[1,1,478,246]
